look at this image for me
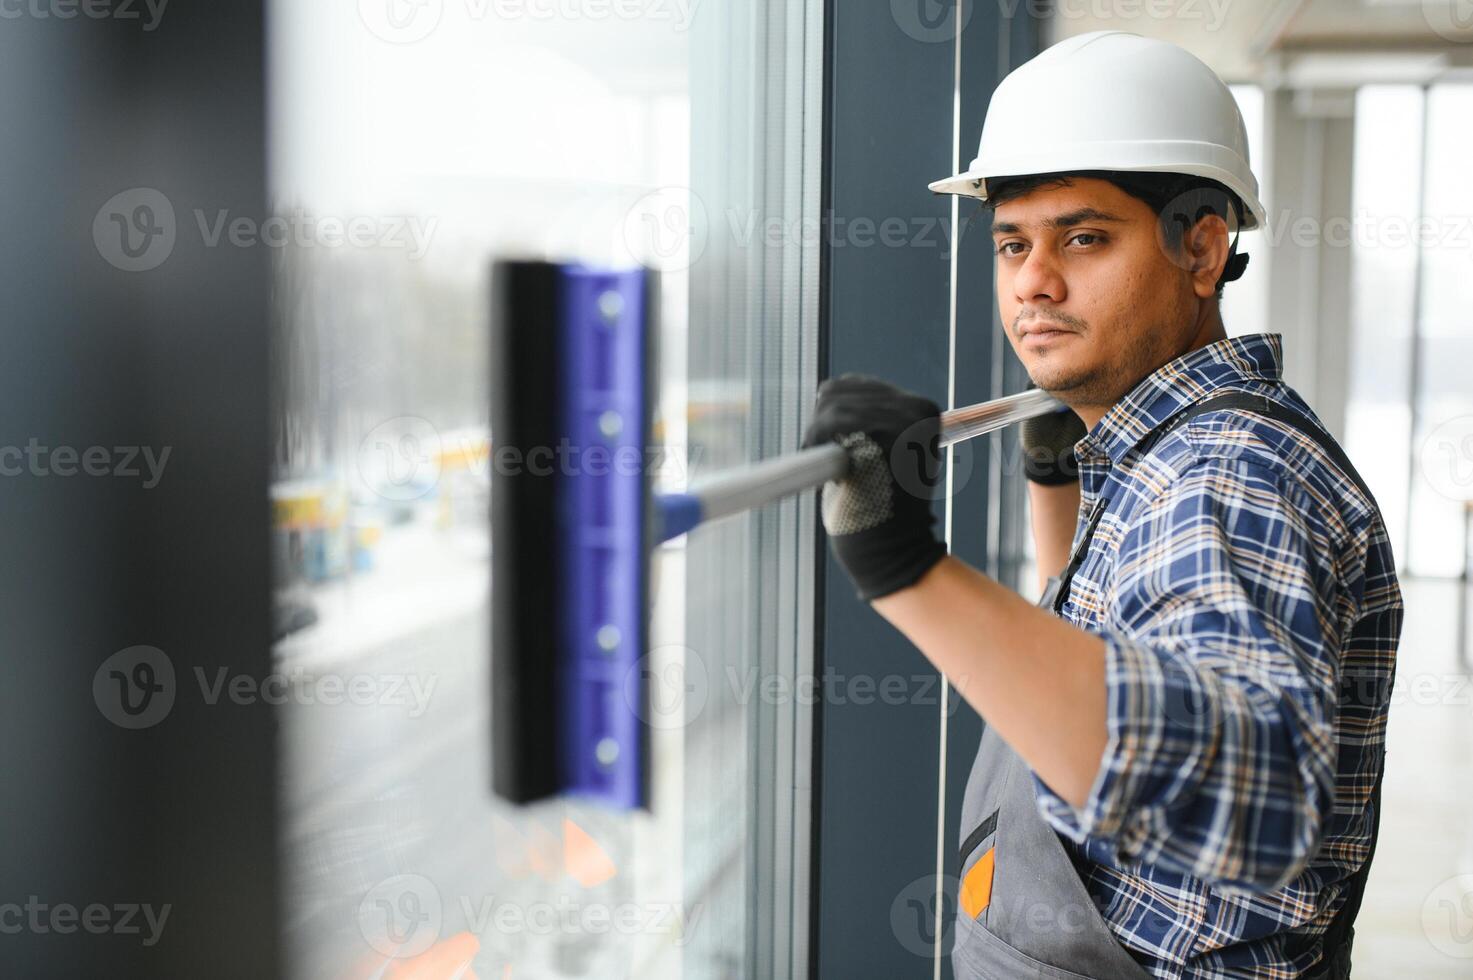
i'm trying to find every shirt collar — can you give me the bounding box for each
[1077,333,1285,467]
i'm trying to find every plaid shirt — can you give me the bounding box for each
[1031,334,1402,978]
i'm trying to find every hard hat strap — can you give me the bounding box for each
[1213,201,1249,284]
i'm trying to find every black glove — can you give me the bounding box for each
[1019,387,1086,485]
[800,374,948,602]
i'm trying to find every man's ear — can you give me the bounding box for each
[1184,213,1230,299]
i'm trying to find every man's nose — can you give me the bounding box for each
[1013,247,1066,305]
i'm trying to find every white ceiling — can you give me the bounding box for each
[1048,0,1473,85]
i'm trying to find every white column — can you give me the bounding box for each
[1261,85,1357,441]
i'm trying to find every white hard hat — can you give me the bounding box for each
[929,30,1266,232]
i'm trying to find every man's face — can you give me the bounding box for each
[990,177,1205,411]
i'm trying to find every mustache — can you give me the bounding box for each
[1013,309,1088,333]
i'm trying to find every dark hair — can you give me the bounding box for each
[983,170,1248,298]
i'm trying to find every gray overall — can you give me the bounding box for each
[950,392,1384,980]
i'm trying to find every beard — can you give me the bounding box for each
[1018,311,1176,410]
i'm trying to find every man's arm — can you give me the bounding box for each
[802,377,1341,892]
[1029,481,1080,591]
[874,555,1108,810]
[1018,403,1088,591]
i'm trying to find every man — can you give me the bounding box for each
[801,32,1401,979]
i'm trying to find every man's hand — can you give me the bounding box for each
[1019,395,1087,485]
[803,375,1107,808]
[800,374,948,602]
[1020,395,1087,587]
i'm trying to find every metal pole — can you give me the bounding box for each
[656,387,1063,541]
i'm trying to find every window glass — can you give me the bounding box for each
[1407,84,1473,575]
[1346,85,1423,561]
[269,6,694,977]
[269,3,821,976]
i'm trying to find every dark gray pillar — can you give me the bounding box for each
[0,6,279,977]
[814,3,1037,976]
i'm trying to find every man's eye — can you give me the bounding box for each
[1069,233,1102,247]
[996,242,1024,256]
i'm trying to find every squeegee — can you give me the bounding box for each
[489,260,1063,810]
